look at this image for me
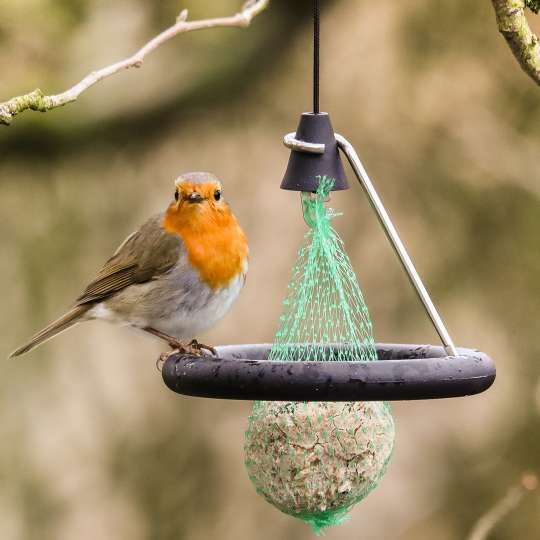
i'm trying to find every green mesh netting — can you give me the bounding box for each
[269,175,377,363]
[244,176,395,534]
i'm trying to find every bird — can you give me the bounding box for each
[10,172,249,360]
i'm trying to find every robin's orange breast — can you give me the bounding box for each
[163,204,248,290]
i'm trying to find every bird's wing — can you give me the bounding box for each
[76,212,184,305]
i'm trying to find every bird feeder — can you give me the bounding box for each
[161,0,495,412]
[162,0,495,532]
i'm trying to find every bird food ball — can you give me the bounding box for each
[244,400,394,532]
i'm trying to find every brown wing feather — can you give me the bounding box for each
[76,212,183,306]
[76,266,138,304]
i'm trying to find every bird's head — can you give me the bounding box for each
[169,172,228,217]
[164,171,239,235]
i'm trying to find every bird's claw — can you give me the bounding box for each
[156,352,170,372]
[187,339,217,356]
[167,338,216,356]
[155,339,216,371]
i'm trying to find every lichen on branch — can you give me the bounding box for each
[492,0,540,86]
[525,0,540,14]
[0,90,55,125]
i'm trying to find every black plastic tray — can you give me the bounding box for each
[162,343,495,401]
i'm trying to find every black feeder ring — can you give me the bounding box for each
[162,343,495,402]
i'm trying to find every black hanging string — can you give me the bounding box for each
[313,0,320,114]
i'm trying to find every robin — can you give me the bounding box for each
[10,172,249,360]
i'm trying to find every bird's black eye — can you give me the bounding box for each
[214,189,221,201]
[174,190,179,202]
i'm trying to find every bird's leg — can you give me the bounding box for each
[143,327,217,355]
[143,326,186,350]
[142,327,216,371]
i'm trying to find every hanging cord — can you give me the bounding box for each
[313,0,320,114]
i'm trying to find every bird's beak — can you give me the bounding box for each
[187,192,203,203]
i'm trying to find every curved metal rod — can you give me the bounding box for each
[334,133,458,357]
[283,132,325,154]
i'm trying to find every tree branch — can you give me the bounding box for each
[0,0,269,126]
[467,472,538,540]
[492,0,540,86]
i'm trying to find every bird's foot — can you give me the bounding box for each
[155,339,216,371]
[186,339,217,356]
[164,337,216,356]
[144,327,215,370]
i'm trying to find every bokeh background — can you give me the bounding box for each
[1,1,539,539]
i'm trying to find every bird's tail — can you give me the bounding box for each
[9,305,90,358]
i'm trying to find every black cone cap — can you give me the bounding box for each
[281,112,348,192]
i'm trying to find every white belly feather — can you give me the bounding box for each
[152,271,245,337]
[87,260,247,339]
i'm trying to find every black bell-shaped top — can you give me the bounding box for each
[281,112,348,192]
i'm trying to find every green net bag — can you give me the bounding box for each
[244,176,395,533]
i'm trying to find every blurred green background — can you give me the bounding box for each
[1,1,539,539]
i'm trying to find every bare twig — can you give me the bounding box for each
[0,0,269,126]
[492,0,540,86]
[467,472,538,540]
